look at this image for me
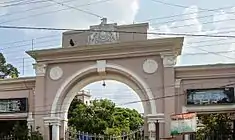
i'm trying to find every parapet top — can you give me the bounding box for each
[62,19,149,47]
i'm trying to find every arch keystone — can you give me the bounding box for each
[96,60,106,76]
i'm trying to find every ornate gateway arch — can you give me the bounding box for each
[26,22,183,140]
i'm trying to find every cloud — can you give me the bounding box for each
[0,0,9,15]
[2,0,139,37]
[149,5,235,66]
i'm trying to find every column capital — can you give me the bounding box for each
[146,113,165,123]
[160,52,177,68]
[175,79,182,88]
[43,117,61,126]
[33,63,47,76]
[27,112,34,123]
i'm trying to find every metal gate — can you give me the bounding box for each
[65,128,145,140]
[188,131,235,140]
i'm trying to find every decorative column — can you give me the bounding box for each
[60,117,68,139]
[27,112,34,135]
[52,122,60,140]
[33,63,47,137]
[175,79,182,114]
[160,52,177,137]
[147,114,165,140]
[44,117,61,140]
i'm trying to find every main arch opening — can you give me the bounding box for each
[83,80,144,113]
[67,80,145,138]
[50,64,157,138]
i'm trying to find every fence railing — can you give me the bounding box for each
[65,128,146,140]
[0,134,29,140]
[189,132,235,140]
[0,135,15,140]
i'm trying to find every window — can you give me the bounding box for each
[0,98,28,113]
[186,87,235,105]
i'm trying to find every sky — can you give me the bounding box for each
[1,0,235,113]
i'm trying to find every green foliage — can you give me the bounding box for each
[196,113,232,140]
[12,121,28,139]
[68,98,144,136]
[9,121,43,140]
[29,127,43,140]
[0,53,19,79]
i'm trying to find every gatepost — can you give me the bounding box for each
[147,114,165,140]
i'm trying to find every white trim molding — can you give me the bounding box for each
[146,113,165,123]
[0,113,27,119]
[183,105,235,113]
[51,63,157,118]
[43,116,61,126]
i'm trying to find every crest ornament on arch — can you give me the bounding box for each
[87,18,119,45]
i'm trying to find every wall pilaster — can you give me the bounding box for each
[160,52,177,137]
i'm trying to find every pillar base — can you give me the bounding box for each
[44,117,61,140]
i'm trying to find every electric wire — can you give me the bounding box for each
[149,0,208,10]
[1,24,235,51]
[0,0,113,24]
[16,80,235,115]
[0,0,232,31]
[2,26,235,52]
[0,4,233,48]
[1,2,235,80]
[0,0,28,5]
[1,25,235,38]
[0,1,234,115]
[1,0,50,8]
[0,0,75,18]
[139,5,235,22]
[46,0,105,19]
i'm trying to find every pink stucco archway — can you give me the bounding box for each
[50,63,157,137]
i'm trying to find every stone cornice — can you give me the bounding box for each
[26,37,184,64]
[116,23,149,29]
[175,64,235,80]
[183,105,235,113]
[0,77,35,84]
[175,63,235,71]
[0,113,28,119]
[0,77,35,91]
[176,73,235,80]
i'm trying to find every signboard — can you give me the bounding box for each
[187,87,235,105]
[0,98,28,113]
[170,113,197,136]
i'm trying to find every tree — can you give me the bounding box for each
[0,53,19,79]
[196,113,233,140]
[68,98,144,136]
[2,120,43,140]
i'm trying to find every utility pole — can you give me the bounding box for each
[22,58,25,76]
[155,120,160,140]
[32,39,34,50]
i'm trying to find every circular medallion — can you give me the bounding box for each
[49,66,63,80]
[143,59,158,74]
